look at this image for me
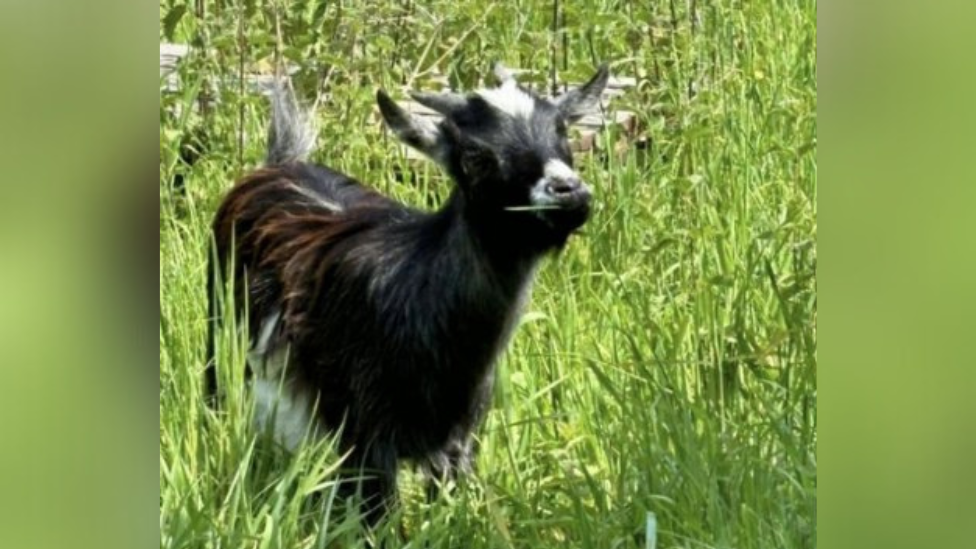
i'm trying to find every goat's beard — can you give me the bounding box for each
[470,199,589,253]
[520,207,589,252]
[538,203,590,236]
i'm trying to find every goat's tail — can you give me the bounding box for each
[266,81,317,166]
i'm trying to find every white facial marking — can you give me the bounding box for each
[530,159,579,207]
[493,63,516,87]
[544,159,577,181]
[477,86,536,119]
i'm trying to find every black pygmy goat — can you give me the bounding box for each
[207,64,610,525]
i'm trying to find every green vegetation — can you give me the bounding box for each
[160,1,816,547]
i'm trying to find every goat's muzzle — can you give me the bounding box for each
[544,178,592,212]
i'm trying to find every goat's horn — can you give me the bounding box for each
[410,91,467,116]
[493,62,516,87]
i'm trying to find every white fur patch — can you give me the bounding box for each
[253,371,318,451]
[493,263,539,366]
[477,85,536,119]
[248,310,282,371]
[249,312,320,451]
[289,183,343,213]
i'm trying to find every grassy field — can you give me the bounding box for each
[159,1,816,547]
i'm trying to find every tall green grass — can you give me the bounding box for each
[161,1,816,547]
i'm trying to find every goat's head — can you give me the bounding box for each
[377,64,610,246]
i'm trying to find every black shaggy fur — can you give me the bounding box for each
[206,65,609,526]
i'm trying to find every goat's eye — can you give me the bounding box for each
[555,120,568,136]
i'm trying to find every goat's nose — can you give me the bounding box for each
[546,178,582,196]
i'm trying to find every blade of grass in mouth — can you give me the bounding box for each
[504,205,563,212]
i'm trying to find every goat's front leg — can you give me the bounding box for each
[424,435,479,503]
[340,444,400,531]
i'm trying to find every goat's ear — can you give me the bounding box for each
[410,91,466,116]
[553,63,610,123]
[450,126,501,184]
[460,141,501,181]
[377,89,451,163]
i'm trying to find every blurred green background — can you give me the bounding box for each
[7,0,976,548]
